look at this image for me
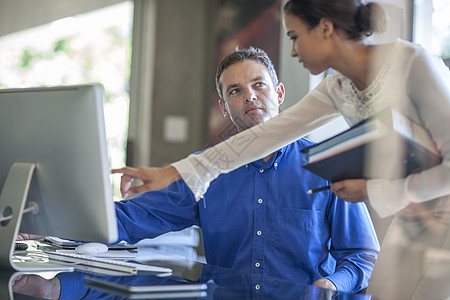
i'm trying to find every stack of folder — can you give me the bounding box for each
[301,108,442,182]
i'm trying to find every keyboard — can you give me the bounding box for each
[42,251,173,275]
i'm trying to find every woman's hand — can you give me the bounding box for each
[111,166,181,198]
[331,179,369,203]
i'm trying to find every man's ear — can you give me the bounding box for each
[218,99,230,119]
[319,18,334,38]
[276,83,285,105]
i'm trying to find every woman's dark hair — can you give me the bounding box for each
[215,46,279,100]
[283,0,386,40]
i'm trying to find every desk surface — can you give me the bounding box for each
[3,246,371,300]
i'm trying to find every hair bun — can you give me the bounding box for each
[356,2,387,36]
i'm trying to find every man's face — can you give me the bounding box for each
[218,60,284,131]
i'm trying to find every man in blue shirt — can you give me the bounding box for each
[112,47,379,294]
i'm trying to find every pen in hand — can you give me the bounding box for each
[307,185,331,194]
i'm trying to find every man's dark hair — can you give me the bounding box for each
[215,47,279,100]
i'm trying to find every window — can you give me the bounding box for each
[414,0,450,65]
[0,2,133,199]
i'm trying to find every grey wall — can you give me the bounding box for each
[126,0,214,167]
[149,0,212,166]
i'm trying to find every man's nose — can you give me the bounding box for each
[244,89,257,102]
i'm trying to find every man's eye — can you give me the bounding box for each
[289,36,297,41]
[229,89,239,95]
[255,82,265,87]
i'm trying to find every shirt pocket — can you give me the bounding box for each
[274,208,328,265]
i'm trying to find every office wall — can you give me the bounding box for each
[127,0,213,167]
[149,0,212,166]
[207,0,281,146]
[128,0,284,167]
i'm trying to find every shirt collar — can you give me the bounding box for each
[247,145,286,171]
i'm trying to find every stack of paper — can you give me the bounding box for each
[135,226,200,263]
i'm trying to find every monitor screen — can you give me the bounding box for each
[0,84,118,244]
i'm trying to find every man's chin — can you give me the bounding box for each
[240,119,264,130]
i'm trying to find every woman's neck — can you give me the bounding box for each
[332,40,371,90]
[331,39,394,91]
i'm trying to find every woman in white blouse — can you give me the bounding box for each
[114,1,450,298]
[117,0,450,219]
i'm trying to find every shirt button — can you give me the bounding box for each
[259,169,264,173]
[255,262,260,267]
[255,284,261,290]
[274,163,278,167]
[256,230,262,236]
[258,198,263,204]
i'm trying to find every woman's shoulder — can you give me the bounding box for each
[392,39,447,73]
[393,38,429,57]
[371,39,422,57]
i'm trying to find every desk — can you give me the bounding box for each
[3,247,371,300]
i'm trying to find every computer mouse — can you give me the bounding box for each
[75,242,108,255]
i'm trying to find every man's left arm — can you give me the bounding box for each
[115,179,199,244]
[325,196,380,293]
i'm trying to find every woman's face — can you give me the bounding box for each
[283,13,331,75]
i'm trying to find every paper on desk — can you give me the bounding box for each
[135,226,199,247]
[136,247,197,268]
[56,249,136,259]
[44,236,137,250]
[137,245,197,261]
[44,236,83,247]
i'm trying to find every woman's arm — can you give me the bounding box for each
[112,166,181,198]
[113,85,340,199]
[172,88,340,200]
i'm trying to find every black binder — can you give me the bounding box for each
[301,108,442,182]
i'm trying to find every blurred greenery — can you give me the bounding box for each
[19,49,40,69]
[53,38,70,53]
[85,56,93,72]
[19,38,71,69]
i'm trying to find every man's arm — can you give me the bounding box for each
[326,196,380,293]
[115,179,199,244]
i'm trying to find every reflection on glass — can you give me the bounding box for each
[10,262,371,300]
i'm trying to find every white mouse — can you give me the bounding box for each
[75,242,108,255]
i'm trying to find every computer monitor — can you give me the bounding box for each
[0,84,118,270]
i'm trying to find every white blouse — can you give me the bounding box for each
[172,39,450,218]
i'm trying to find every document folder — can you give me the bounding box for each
[301,108,441,182]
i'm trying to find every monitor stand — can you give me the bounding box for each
[0,162,73,272]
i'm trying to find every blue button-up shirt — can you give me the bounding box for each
[115,138,379,293]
